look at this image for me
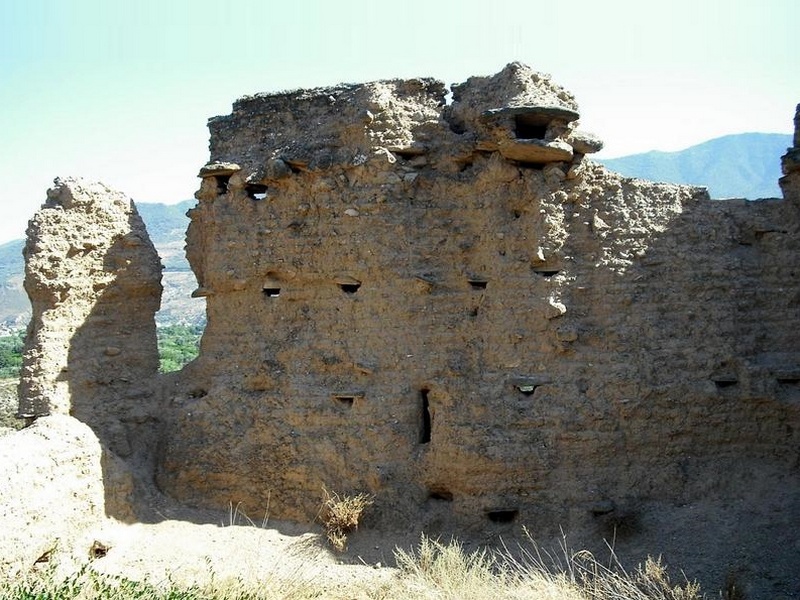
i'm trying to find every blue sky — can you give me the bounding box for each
[0,0,797,243]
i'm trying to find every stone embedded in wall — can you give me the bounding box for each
[18,177,162,460]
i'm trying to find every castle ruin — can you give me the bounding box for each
[10,63,800,596]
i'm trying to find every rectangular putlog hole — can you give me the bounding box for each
[514,114,548,140]
[332,392,363,407]
[533,268,561,278]
[246,183,268,200]
[339,282,361,294]
[777,375,800,385]
[215,175,231,194]
[335,275,362,294]
[262,287,281,297]
[712,378,738,389]
[428,489,453,502]
[487,508,519,523]
[468,278,488,290]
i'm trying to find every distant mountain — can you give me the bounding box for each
[137,199,206,326]
[0,240,28,332]
[0,240,24,284]
[597,133,792,199]
[137,199,196,272]
[137,200,195,246]
[0,199,203,333]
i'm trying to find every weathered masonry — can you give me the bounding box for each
[16,63,800,596]
[149,64,800,546]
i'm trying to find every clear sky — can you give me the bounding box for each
[0,0,796,244]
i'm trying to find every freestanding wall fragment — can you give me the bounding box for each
[18,177,162,458]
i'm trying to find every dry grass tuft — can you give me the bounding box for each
[392,533,703,600]
[0,527,704,599]
[499,529,703,600]
[573,552,703,600]
[395,535,586,600]
[319,487,374,552]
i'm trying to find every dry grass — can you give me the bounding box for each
[0,534,704,600]
[573,553,703,600]
[391,532,703,600]
[318,487,374,552]
[394,535,586,600]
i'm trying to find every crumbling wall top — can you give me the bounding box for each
[206,78,446,177]
[199,62,603,193]
[447,61,579,130]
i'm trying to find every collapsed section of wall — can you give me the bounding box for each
[156,63,800,550]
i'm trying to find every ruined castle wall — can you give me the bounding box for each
[156,63,800,538]
[780,103,800,201]
[18,177,163,459]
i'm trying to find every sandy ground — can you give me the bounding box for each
[40,489,406,598]
[83,515,397,595]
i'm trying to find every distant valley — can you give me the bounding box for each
[0,132,793,332]
[0,199,203,333]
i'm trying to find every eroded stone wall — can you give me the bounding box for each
[18,177,162,459]
[10,64,799,596]
[155,63,800,549]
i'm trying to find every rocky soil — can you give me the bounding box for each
[0,378,22,433]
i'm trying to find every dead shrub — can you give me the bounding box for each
[318,487,373,552]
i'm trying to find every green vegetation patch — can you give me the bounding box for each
[0,323,204,378]
[0,331,24,379]
[157,323,203,373]
[1,566,264,600]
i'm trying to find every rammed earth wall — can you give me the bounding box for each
[16,66,800,597]
[153,65,800,543]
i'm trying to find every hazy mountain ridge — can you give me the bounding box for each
[598,132,791,199]
[0,199,201,333]
[0,240,28,331]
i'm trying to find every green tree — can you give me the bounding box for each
[0,331,24,379]
[157,323,203,373]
